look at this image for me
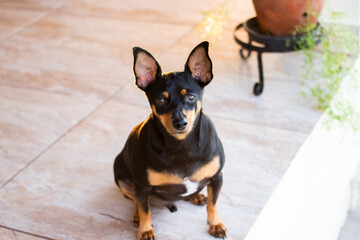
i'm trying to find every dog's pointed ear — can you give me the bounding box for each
[184,41,213,87]
[133,47,162,91]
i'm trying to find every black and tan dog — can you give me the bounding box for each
[113,42,226,240]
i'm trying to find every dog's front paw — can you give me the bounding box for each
[209,223,227,239]
[138,229,155,240]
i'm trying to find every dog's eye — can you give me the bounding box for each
[156,97,167,106]
[186,94,196,102]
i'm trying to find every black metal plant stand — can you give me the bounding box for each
[233,17,321,96]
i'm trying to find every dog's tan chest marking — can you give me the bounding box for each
[147,155,220,188]
[189,156,220,182]
[147,169,184,186]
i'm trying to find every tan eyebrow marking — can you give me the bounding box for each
[163,92,169,98]
[181,89,187,96]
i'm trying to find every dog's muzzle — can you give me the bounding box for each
[172,118,187,131]
[172,111,188,131]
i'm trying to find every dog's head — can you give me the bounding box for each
[132,41,213,140]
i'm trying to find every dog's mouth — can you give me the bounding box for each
[173,130,187,135]
[170,129,190,140]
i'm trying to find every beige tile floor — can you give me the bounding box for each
[0,1,322,239]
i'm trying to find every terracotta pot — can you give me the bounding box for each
[252,0,324,36]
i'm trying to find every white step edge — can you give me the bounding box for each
[245,57,360,240]
[349,163,360,212]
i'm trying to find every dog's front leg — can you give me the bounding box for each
[135,187,155,240]
[207,172,227,238]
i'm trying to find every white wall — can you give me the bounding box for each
[320,0,360,27]
[245,58,360,240]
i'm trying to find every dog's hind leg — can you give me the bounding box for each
[187,193,207,206]
[118,180,140,228]
[118,180,135,201]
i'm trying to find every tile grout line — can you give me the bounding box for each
[0,2,64,42]
[0,86,125,190]
[0,225,57,240]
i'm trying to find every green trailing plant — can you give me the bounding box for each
[292,9,360,131]
[198,1,360,131]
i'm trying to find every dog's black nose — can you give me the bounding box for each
[173,119,188,131]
